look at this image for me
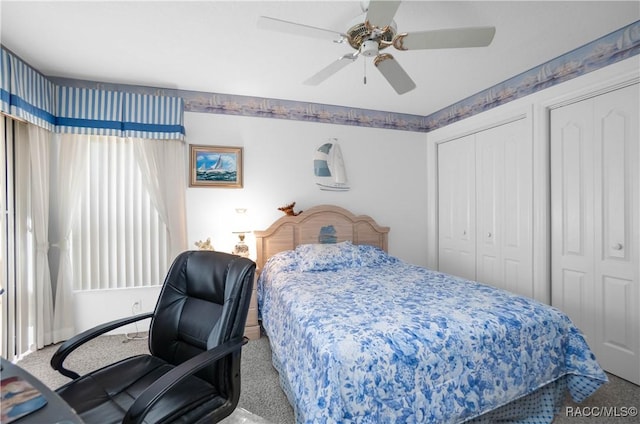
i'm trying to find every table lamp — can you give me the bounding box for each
[232,208,251,258]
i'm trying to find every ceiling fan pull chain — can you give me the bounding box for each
[363,59,367,85]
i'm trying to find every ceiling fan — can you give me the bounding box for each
[257,0,496,95]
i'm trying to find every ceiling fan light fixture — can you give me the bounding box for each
[361,39,379,57]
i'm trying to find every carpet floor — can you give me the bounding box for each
[16,334,639,423]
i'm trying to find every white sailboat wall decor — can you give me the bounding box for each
[314,139,350,191]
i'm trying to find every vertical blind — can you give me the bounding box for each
[1,116,36,360]
[72,136,170,290]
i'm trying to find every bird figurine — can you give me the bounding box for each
[278,202,303,216]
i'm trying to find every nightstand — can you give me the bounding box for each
[244,273,260,340]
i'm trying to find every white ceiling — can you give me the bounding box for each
[1,1,639,116]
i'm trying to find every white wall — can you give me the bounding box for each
[184,112,428,265]
[74,286,161,334]
[74,111,428,333]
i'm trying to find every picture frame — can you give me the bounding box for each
[189,145,243,188]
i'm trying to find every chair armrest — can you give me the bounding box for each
[51,312,154,379]
[123,336,248,424]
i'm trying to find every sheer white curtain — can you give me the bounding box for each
[27,124,55,348]
[131,138,188,260]
[51,133,88,341]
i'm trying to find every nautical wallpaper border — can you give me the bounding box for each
[41,20,640,133]
[425,19,640,131]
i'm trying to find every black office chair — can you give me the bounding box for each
[50,250,256,424]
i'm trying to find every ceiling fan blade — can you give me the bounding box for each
[394,26,496,50]
[365,0,401,28]
[304,53,359,86]
[257,16,346,41]
[373,53,416,95]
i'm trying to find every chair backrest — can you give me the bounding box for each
[148,250,255,382]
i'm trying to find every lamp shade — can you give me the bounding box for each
[232,208,251,234]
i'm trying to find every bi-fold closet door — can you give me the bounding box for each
[550,83,639,385]
[438,118,534,298]
[438,134,477,281]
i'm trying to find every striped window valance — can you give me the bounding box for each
[1,47,56,131]
[0,49,8,112]
[1,47,185,140]
[56,87,124,136]
[122,92,185,139]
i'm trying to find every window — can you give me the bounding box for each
[71,136,170,291]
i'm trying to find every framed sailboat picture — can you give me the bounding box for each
[189,145,243,188]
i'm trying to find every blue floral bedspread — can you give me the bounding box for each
[258,243,607,423]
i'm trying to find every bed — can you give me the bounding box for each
[255,205,607,423]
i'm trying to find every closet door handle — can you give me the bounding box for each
[487,232,492,238]
[612,243,623,251]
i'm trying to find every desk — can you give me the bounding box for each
[1,358,83,423]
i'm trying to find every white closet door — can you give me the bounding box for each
[551,83,639,384]
[551,99,596,339]
[476,119,533,297]
[592,85,639,384]
[438,134,476,280]
[475,129,503,286]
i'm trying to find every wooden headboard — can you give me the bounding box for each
[254,205,390,270]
